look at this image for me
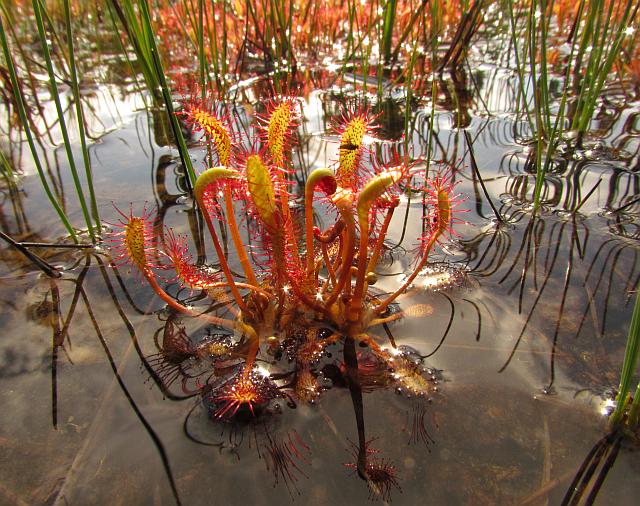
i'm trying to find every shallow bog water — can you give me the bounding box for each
[1,63,640,506]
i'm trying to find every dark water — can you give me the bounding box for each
[1,62,639,505]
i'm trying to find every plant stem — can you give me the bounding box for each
[63,0,101,239]
[610,290,640,428]
[0,230,61,278]
[32,0,96,241]
[0,12,78,242]
[223,186,258,286]
[147,2,196,187]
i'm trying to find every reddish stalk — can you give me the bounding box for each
[374,233,438,315]
[325,188,356,308]
[223,185,259,285]
[145,272,238,330]
[305,168,337,277]
[366,205,396,274]
[350,169,405,323]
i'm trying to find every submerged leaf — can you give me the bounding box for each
[403,304,434,318]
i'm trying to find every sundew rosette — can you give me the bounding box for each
[107,97,465,423]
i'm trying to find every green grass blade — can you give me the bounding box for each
[0,12,78,243]
[505,0,535,134]
[610,290,640,428]
[198,0,207,96]
[138,0,197,189]
[63,0,101,239]
[382,0,398,64]
[110,0,160,99]
[32,0,96,241]
[0,149,14,180]
[105,1,150,110]
[627,380,640,428]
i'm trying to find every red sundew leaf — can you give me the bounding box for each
[344,438,402,502]
[104,204,162,273]
[419,171,468,248]
[316,173,338,196]
[178,94,235,167]
[332,106,380,191]
[246,154,279,231]
[255,93,301,168]
[162,228,222,290]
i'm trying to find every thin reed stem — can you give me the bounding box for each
[63,0,101,239]
[138,0,198,190]
[0,12,78,242]
[610,289,640,428]
[32,0,96,240]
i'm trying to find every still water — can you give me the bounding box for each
[1,62,639,505]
